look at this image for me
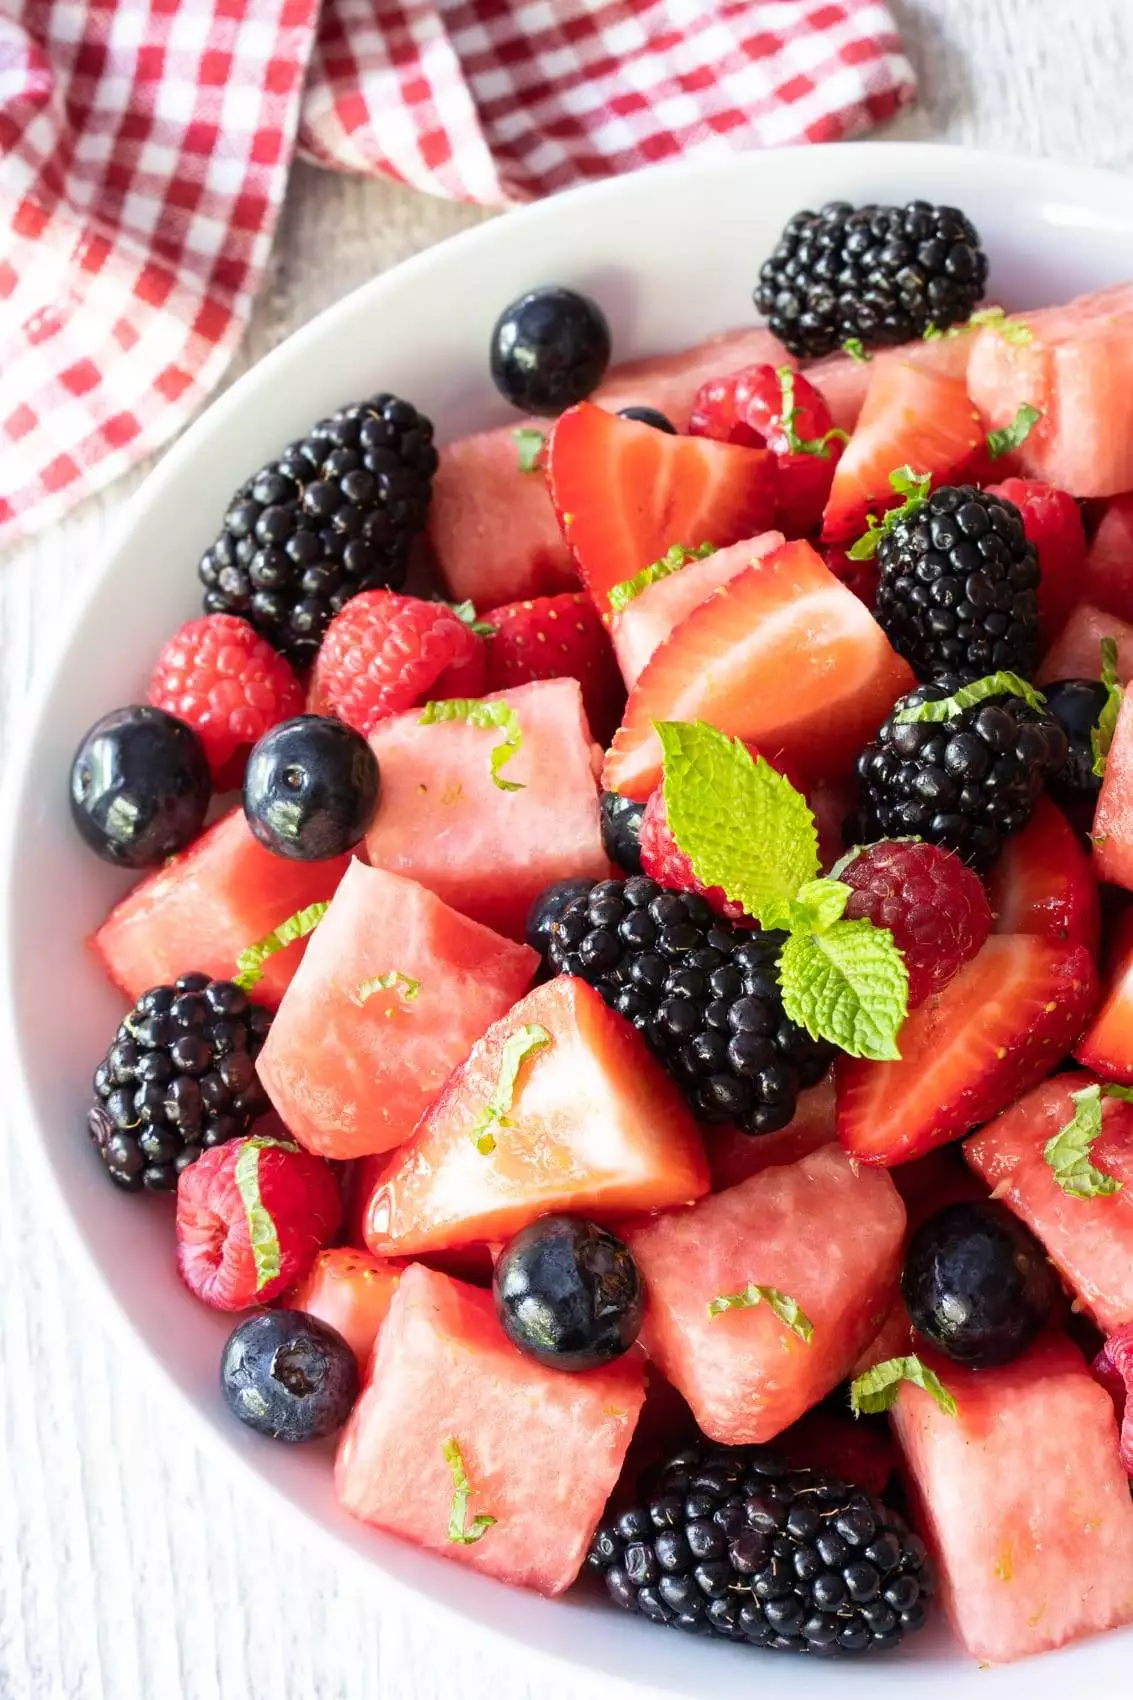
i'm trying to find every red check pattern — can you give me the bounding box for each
[0,0,914,549]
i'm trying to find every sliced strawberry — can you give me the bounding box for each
[690,364,842,537]
[482,591,624,744]
[985,477,1086,645]
[1081,494,1133,624]
[986,794,1100,956]
[1075,909,1133,1083]
[821,362,985,544]
[601,540,914,801]
[546,403,777,606]
[836,935,1099,1166]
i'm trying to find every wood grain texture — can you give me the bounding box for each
[2,3,1131,1694]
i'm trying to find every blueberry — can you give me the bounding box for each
[617,406,677,435]
[493,1215,644,1370]
[70,705,211,868]
[600,790,645,874]
[1043,678,1109,805]
[525,877,598,965]
[490,287,611,416]
[243,715,379,860]
[220,1309,358,1441]
[902,1201,1057,1368]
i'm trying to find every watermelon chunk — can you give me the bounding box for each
[1038,601,1133,686]
[335,1264,645,1594]
[1075,910,1133,1082]
[90,808,350,1010]
[365,975,709,1255]
[622,1145,905,1444]
[964,1074,1133,1331]
[1081,494,1133,624]
[594,326,790,427]
[985,794,1100,956]
[364,678,607,940]
[706,1074,835,1192]
[890,1333,1133,1663]
[257,861,537,1159]
[803,330,974,438]
[286,1247,401,1369]
[1091,682,1133,892]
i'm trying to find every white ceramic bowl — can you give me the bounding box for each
[6,142,1133,1698]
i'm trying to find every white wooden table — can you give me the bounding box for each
[4,3,1132,1694]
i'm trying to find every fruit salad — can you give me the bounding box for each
[68,197,1133,1668]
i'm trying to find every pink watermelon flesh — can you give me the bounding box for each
[364,678,608,940]
[967,284,1133,496]
[891,1333,1133,1663]
[334,1263,645,1594]
[90,808,350,1010]
[610,529,784,689]
[1038,601,1133,686]
[1082,494,1133,625]
[257,861,537,1159]
[595,326,790,428]
[1091,681,1133,891]
[623,1145,905,1443]
[803,329,973,435]
[706,1074,835,1192]
[964,1073,1133,1331]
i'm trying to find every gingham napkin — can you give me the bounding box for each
[0,0,915,550]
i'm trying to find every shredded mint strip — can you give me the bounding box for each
[449,600,497,637]
[895,672,1046,724]
[842,338,870,363]
[442,1439,496,1546]
[513,427,545,473]
[987,402,1041,460]
[234,902,330,992]
[1092,637,1123,779]
[469,1023,551,1154]
[355,971,420,1006]
[707,1283,814,1342]
[1043,1083,1133,1199]
[775,367,849,458]
[850,1356,956,1418]
[608,543,715,614]
[233,1137,298,1292]
[922,322,943,341]
[419,698,524,791]
[847,466,932,561]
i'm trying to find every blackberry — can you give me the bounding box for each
[588,1443,934,1656]
[851,676,1068,871]
[548,877,831,1134]
[874,486,1040,683]
[198,395,438,666]
[757,200,988,359]
[88,974,273,1193]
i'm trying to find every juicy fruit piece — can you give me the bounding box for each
[335,1264,646,1594]
[91,807,351,1011]
[821,363,984,544]
[492,1216,644,1370]
[1081,494,1133,623]
[837,935,1098,1165]
[306,591,484,738]
[490,287,611,415]
[1091,682,1133,891]
[286,1248,401,1369]
[603,542,916,800]
[70,705,211,869]
[257,860,536,1159]
[546,403,777,606]
[639,770,748,921]
[965,1074,1133,1331]
[837,840,992,1007]
[593,326,791,428]
[482,591,624,745]
[365,976,709,1255]
[986,794,1100,955]
[967,284,1133,498]
[623,1145,905,1443]
[890,1333,1133,1663]
[706,1075,835,1192]
[599,790,644,874]
[221,1308,359,1441]
[985,477,1086,644]
[1093,1328,1133,1474]
[363,678,607,941]
[148,614,305,787]
[1039,602,1133,688]
[1077,913,1133,1083]
[901,1201,1056,1367]
[243,715,380,861]
[175,1136,341,1310]
[805,330,981,438]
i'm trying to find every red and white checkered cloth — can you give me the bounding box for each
[0,0,915,549]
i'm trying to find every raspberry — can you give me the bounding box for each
[148,614,304,788]
[638,782,748,921]
[690,364,841,536]
[175,1135,341,1311]
[836,840,993,1007]
[307,591,484,738]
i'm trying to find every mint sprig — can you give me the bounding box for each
[1043,1082,1133,1199]
[895,672,1046,724]
[987,402,1041,460]
[513,427,545,473]
[842,338,870,363]
[1092,637,1123,779]
[850,1355,956,1418]
[419,698,524,791]
[847,466,932,561]
[470,1023,551,1154]
[442,1438,496,1545]
[776,367,849,458]
[608,543,715,614]
[233,1137,300,1292]
[707,1283,813,1342]
[234,902,330,992]
[355,971,420,1007]
[448,600,497,637]
[779,920,908,1062]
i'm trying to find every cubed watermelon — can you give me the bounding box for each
[257,861,537,1159]
[622,1145,905,1443]
[803,329,974,437]
[364,678,608,940]
[365,975,709,1254]
[595,326,790,426]
[890,1333,1133,1663]
[1075,910,1133,1082]
[1091,682,1133,892]
[335,1264,645,1594]
[706,1073,835,1192]
[1038,601,1133,686]
[985,795,1100,956]
[90,808,350,1010]
[287,1247,401,1370]
[1081,494,1133,624]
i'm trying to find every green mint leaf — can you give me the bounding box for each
[1092,637,1123,779]
[355,971,420,1006]
[513,427,545,473]
[657,721,819,927]
[895,672,1047,724]
[419,698,524,791]
[774,368,849,459]
[846,465,933,560]
[850,1355,957,1418]
[469,1022,551,1154]
[706,1284,814,1342]
[442,1438,497,1546]
[842,338,870,363]
[233,1136,299,1292]
[786,878,850,934]
[607,543,715,614]
[448,600,497,637]
[922,321,943,341]
[1042,1083,1126,1199]
[987,402,1042,460]
[233,902,330,992]
[779,920,908,1062]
